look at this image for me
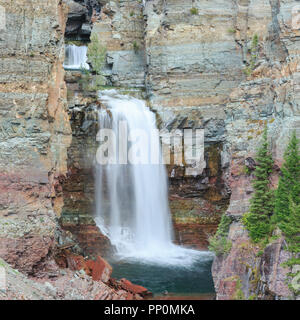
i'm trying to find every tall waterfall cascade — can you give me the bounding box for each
[63,44,90,70]
[95,90,212,265]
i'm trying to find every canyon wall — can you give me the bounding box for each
[210,0,300,300]
[66,0,299,298]
[1,0,298,299]
[0,0,72,275]
[0,1,146,300]
[63,0,231,251]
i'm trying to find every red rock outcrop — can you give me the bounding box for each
[119,278,151,297]
[64,253,112,283]
[53,250,150,299]
[88,256,112,283]
[0,256,143,300]
[60,223,111,258]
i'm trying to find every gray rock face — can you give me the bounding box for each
[0,0,72,274]
[85,0,299,300]
[0,0,297,298]
[91,0,146,87]
[65,0,88,21]
[64,0,101,40]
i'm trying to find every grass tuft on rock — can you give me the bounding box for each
[190,7,199,15]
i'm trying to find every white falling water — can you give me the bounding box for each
[63,44,90,70]
[95,90,212,266]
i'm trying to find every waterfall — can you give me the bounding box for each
[63,44,89,70]
[95,90,212,265]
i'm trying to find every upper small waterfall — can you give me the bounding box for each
[63,44,90,70]
[95,90,212,265]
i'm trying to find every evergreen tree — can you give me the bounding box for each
[273,131,300,224]
[281,200,300,255]
[244,127,274,242]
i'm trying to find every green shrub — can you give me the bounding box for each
[243,165,251,175]
[216,214,232,237]
[284,257,300,268]
[252,34,259,48]
[244,34,259,76]
[233,279,246,300]
[209,214,232,256]
[78,69,106,91]
[227,28,236,34]
[81,33,108,91]
[208,236,232,256]
[132,40,139,53]
[87,33,107,76]
[78,68,92,91]
[243,67,251,76]
[190,7,198,15]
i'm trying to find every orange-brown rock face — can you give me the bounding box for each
[0,0,72,274]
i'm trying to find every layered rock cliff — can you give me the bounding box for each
[0,0,72,275]
[63,0,231,251]
[209,0,300,300]
[0,0,299,300]
[65,0,299,299]
[0,0,153,300]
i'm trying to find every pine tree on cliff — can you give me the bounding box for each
[273,130,300,224]
[280,200,300,255]
[244,127,274,242]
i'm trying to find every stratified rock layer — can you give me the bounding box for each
[85,0,299,299]
[209,0,300,300]
[0,0,72,274]
[1,0,298,300]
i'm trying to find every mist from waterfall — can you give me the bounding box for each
[63,44,90,70]
[95,90,213,266]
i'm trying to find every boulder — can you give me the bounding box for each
[80,23,92,35]
[245,157,256,171]
[64,0,89,37]
[87,256,112,283]
[66,253,90,275]
[65,20,82,35]
[65,0,87,21]
[119,278,150,297]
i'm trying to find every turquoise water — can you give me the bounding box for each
[110,256,215,297]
